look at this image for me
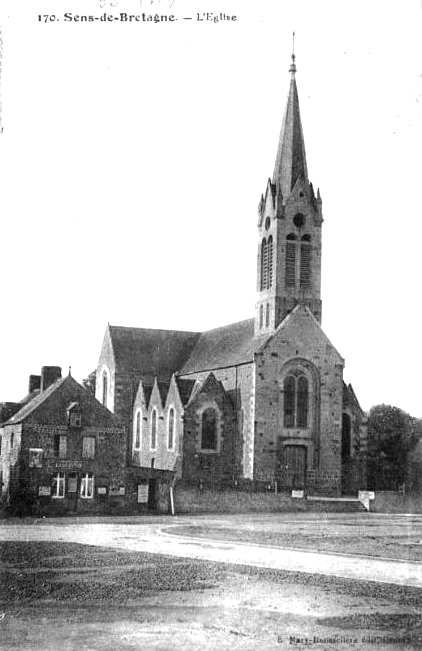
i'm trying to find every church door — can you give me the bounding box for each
[282,445,307,489]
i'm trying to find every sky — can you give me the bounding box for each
[0,0,421,416]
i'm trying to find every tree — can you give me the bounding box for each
[82,371,96,396]
[367,404,417,489]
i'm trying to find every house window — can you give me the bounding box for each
[201,408,218,451]
[82,436,96,459]
[134,410,142,450]
[168,407,175,450]
[29,448,43,468]
[52,472,65,498]
[53,435,67,459]
[102,371,108,407]
[283,373,309,428]
[69,412,82,428]
[151,409,157,450]
[80,473,94,499]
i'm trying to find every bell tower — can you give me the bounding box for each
[255,52,323,336]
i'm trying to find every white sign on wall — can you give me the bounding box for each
[38,486,51,496]
[292,490,304,499]
[137,484,149,503]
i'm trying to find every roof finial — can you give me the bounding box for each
[289,31,296,76]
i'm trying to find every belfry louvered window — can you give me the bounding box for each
[260,238,268,290]
[285,234,297,287]
[267,236,273,288]
[151,410,157,450]
[260,237,273,291]
[300,235,311,288]
[283,373,309,428]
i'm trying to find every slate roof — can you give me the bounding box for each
[109,325,200,379]
[179,319,268,375]
[5,377,67,425]
[175,378,197,405]
[272,61,308,201]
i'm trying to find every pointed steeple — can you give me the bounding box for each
[272,51,308,202]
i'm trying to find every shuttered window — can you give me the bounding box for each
[300,242,311,288]
[260,238,268,290]
[82,436,96,459]
[285,237,296,287]
[267,236,273,288]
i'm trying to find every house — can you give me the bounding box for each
[0,366,173,514]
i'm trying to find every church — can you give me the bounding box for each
[95,54,367,497]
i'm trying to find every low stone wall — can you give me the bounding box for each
[369,491,422,514]
[174,485,307,514]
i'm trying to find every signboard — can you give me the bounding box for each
[292,490,304,499]
[38,486,51,496]
[54,461,82,470]
[98,487,107,495]
[137,484,149,503]
[358,491,375,501]
[110,486,125,496]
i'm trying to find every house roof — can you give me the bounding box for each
[109,325,200,379]
[179,318,268,375]
[5,377,67,425]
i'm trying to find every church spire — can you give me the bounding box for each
[272,49,308,202]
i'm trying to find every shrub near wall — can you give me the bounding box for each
[174,484,307,514]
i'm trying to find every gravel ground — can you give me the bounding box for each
[169,522,422,562]
[1,541,422,650]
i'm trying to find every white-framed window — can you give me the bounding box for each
[133,409,142,450]
[51,472,65,498]
[150,409,157,450]
[80,473,94,499]
[82,436,96,459]
[29,448,43,468]
[167,407,175,450]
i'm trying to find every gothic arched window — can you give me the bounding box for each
[283,373,309,428]
[102,371,108,408]
[265,303,270,327]
[259,304,264,329]
[201,408,218,451]
[134,410,142,450]
[150,410,157,450]
[168,407,175,450]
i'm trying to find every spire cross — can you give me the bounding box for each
[289,31,297,76]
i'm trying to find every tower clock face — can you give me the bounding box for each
[293,213,305,228]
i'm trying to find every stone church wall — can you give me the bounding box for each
[178,362,255,480]
[253,319,344,496]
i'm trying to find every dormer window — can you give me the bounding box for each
[67,402,82,428]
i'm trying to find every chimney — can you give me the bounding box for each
[40,366,62,392]
[28,374,41,394]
